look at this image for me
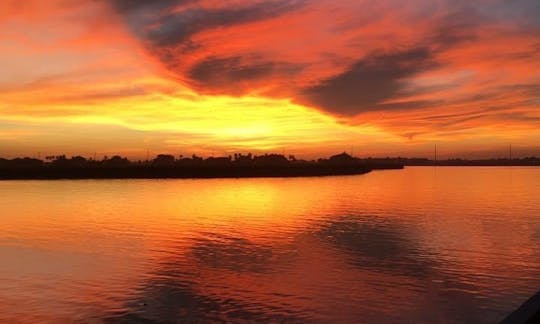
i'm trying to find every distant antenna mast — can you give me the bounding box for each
[509,144,512,160]
[434,144,437,164]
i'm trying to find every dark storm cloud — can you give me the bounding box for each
[110,0,188,13]
[299,47,438,115]
[108,0,540,121]
[502,83,540,97]
[190,57,275,86]
[150,1,304,47]
[111,0,305,47]
[109,0,307,92]
[188,56,302,92]
[492,0,540,24]
[297,8,483,116]
[428,9,480,47]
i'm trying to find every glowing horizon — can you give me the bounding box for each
[1,0,539,159]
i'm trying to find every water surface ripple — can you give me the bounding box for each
[1,167,539,323]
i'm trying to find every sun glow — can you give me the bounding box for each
[0,0,539,158]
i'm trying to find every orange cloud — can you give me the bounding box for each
[0,0,539,157]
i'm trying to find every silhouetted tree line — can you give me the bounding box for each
[0,152,345,169]
[391,156,540,166]
[1,152,538,169]
[0,152,398,179]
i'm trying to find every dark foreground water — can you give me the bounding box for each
[1,167,539,323]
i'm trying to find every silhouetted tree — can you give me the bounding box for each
[103,155,130,167]
[153,154,175,166]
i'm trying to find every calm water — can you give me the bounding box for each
[1,167,539,323]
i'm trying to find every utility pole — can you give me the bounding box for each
[509,144,512,160]
[434,144,437,165]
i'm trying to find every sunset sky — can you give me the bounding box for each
[1,0,539,159]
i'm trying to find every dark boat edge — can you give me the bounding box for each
[500,291,540,324]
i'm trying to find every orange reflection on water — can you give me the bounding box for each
[0,167,539,322]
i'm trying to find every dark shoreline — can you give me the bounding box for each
[403,162,540,167]
[405,164,540,167]
[0,152,410,180]
[0,164,386,180]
